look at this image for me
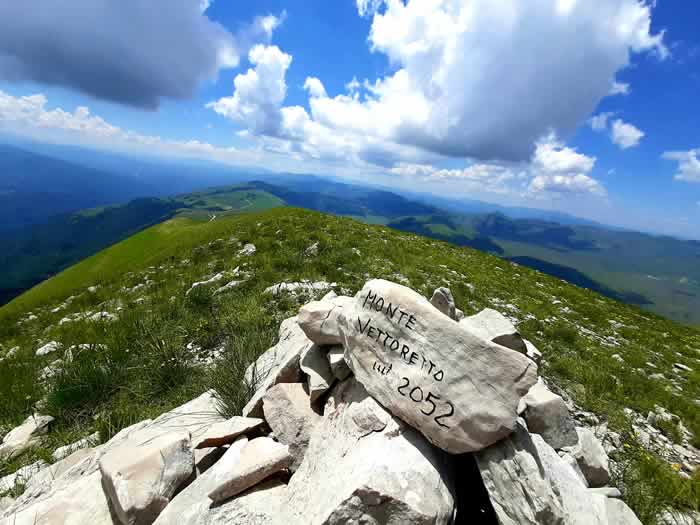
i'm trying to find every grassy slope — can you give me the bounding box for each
[0,207,698,522]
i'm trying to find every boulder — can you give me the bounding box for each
[327,345,351,381]
[284,378,455,524]
[242,317,309,418]
[299,344,334,402]
[476,422,566,525]
[430,287,458,321]
[589,487,622,499]
[0,414,54,461]
[297,295,355,346]
[571,427,611,488]
[99,431,195,525]
[0,460,48,493]
[522,381,579,450]
[476,422,609,525]
[154,437,250,525]
[459,308,527,352]
[156,436,287,524]
[52,432,100,461]
[208,437,292,503]
[263,383,322,470]
[523,339,543,365]
[335,279,537,453]
[35,341,61,357]
[193,417,264,449]
[0,471,113,525]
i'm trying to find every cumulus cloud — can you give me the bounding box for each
[610,119,645,148]
[390,137,604,197]
[590,113,644,149]
[663,149,700,183]
[0,1,283,109]
[212,0,666,168]
[207,45,292,136]
[590,112,614,131]
[0,89,275,169]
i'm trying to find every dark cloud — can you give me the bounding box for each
[0,0,238,109]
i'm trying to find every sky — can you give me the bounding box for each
[0,0,698,239]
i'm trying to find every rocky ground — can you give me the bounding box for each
[0,208,698,523]
[0,279,697,524]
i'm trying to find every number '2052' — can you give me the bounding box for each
[397,376,454,429]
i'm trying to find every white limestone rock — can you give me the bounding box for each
[187,272,226,295]
[430,287,458,321]
[193,417,264,449]
[327,345,351,381]
[263,382,322,470]
[605,499,643,525]
[297,295,355,346]
[476,420,611,525]
[570,427,611,488]
[242,317,309,418]
[459,308,527,352]
[523,338,543,365]
[35,341,61,357]
[0,471,113,525]
[239,243,256,256]
[299,344,335,402]
[0,460,48,493]
[156,436,289,524]
[284,378,455,524]
[0,414,54,461]
[264,281,335,297]
[52,432,100,461]
[336,279,537,453]
[208,437,292,503]
[476,421,566,524]
[99,431,195,525]
[522,381,579,450]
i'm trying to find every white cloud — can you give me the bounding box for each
[210,0,667,166]
[390,136,604,197]
[303,77,327,99]
[610,119,644,148]
[663,149,700,183]
[590,113,644,149]
[610,81,631,95]
[207,45,292,136]
[532,137,596,175]
[590,112,614,131]
[529,173,605,195]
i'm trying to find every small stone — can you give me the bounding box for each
[523,339,543,365]
[589,487,622,499]
[193,417,264,449]
[0,414,54,461]
[522,382,579,450]
[99,431,195,525]
[572,427,611,488]
[304,242,319,256]
[52,432,100,461]
[299,344,335,402]
[35,341,61,357]
[239,243,256,256]
[459,308,527,352]
[208,437,292,503]
[327,346,351,381]
[263,383,321,470]
[430,287,458,321]
[674,362,692,372]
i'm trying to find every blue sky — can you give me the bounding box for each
[0,0,698,238]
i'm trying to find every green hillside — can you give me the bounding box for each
[0,207,697,523]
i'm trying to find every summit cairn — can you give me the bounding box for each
[0,278,645,525]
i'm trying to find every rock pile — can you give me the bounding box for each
[0,279,647,524]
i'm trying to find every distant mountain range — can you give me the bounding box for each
[2,142,699,326]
